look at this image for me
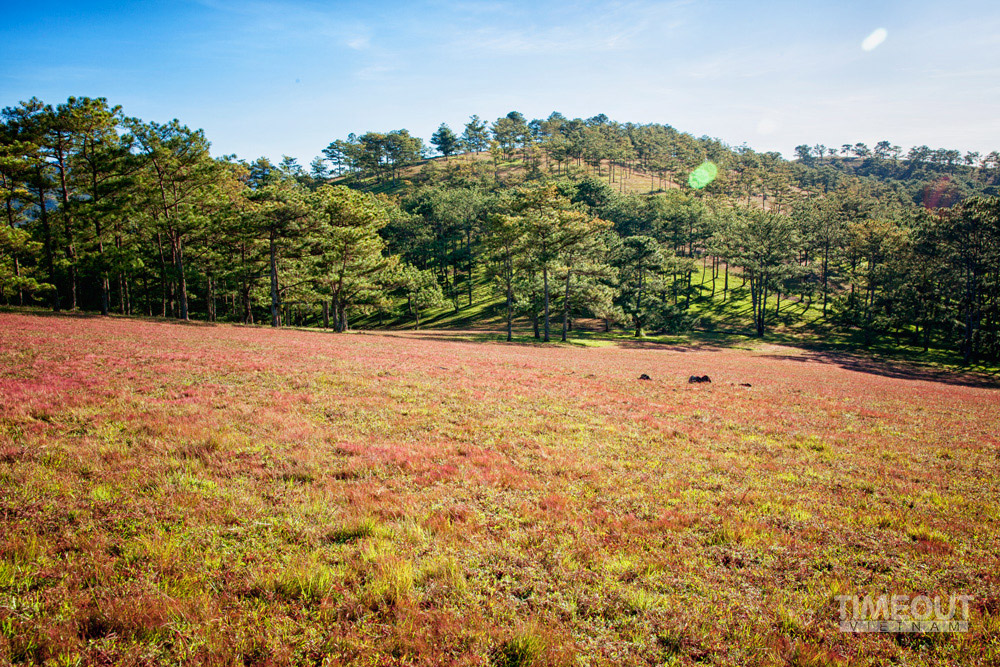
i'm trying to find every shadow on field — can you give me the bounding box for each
[0,307,221,328]
[381,326,1000,389]
[758,348,1000,389]
[9,309,996,389]
[375,327,756,353]
[611,336,754,353]
[0,307,105,320]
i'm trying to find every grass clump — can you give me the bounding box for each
[363,556,415,610]
[905,523,950,545]
[255,557,342,604]
[493,630,545,667]
[623,588,667,614]
[325,516,378,544]
[419,555,467,594]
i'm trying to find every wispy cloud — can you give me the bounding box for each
[445,0,689,56]
[346,35,371,50]
[193,0,372,49]
[355,64,397,81]
[676,42,848,83]
[429,0,510,13]
[7,0,998,162]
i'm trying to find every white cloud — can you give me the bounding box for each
[861,28,888,52]
[346,36,370,50]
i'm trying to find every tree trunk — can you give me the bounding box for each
[635,267,644,337]
[56,149,79,311]
[124,273,131,315]
[117,270,126,314]
[92,216,109,316]
[241,281,253,324]
[208,275,216,322]
[822,245,830,318]
[963,271,976,363]
[156,232,167,317]
[269,232,280,327]
[467,225,474,307]
[561,268,572,343]
[505,276,513,343]
[174,232,189,321]
[542,263,551,342]
[142,273,151,316]
[759,281,768,337]
[65,243,78,310]
[36,181,59,311]
[11,254,22,306]
[4,199,24,305]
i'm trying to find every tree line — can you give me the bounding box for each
[323,111,999,207]
[0,97,445,331]
[386,176,999,362]
[2,97,999,362]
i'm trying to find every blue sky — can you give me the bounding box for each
[3,0,999,163]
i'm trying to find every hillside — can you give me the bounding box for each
[3,99,999,365]
[329,124,999,210]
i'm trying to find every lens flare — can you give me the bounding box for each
[862,28,887,51]
[688,162,718,189]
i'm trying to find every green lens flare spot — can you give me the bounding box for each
[687,162,718,189]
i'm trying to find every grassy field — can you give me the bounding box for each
[1,312,998,666]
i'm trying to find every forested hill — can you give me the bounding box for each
[322,114,999,210]
[2,98,999,364]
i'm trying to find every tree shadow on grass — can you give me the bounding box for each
[756,346,1000,389]
[610,330,760,353]
[10,309,995,389]
[375,326,1000,389]
[371,327,762,354]
[1,307,219,328]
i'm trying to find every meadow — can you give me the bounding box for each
[1,312,998,666]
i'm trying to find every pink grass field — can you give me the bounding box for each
[0,312,998,666]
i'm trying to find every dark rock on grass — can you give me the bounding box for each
[639,374,652,380]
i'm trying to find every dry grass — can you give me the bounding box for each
[1,312,998,665]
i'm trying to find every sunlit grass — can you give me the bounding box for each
[0,312,997,665]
